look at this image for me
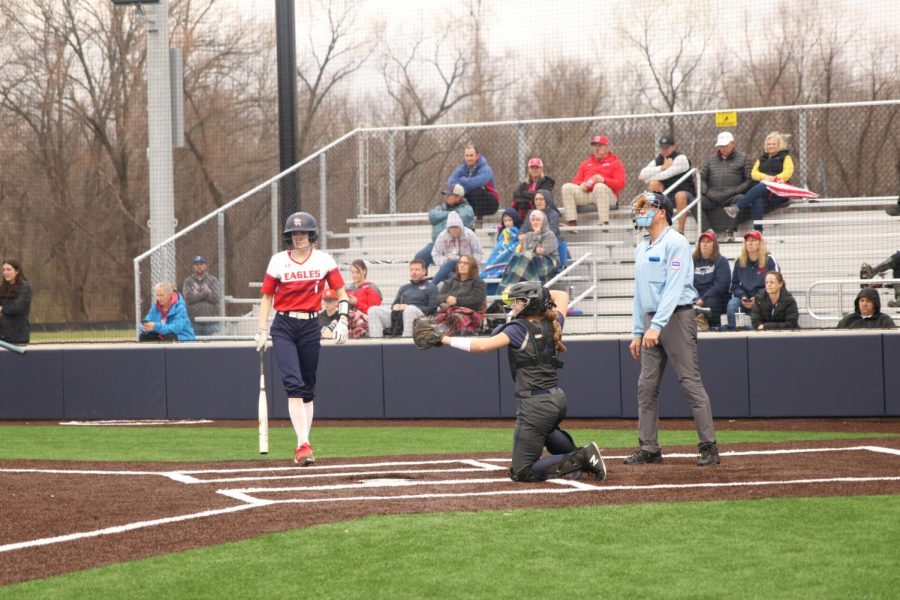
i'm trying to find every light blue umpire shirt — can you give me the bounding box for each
[632,226,699,337]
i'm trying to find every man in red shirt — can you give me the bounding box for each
[560,134,627,226]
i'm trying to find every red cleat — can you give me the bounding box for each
[294,442,315,466]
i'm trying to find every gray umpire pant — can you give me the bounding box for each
[637,308,716,453]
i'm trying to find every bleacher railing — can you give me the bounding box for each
[134,100,900,336]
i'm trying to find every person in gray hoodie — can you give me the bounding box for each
[431,211,484,286]
[837,287,896,329]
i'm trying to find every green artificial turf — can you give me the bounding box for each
[0,425,895,462]
[3,495,898,599]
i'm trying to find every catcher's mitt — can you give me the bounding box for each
[412,317,449,350]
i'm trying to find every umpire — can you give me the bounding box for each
[627,192,720,467]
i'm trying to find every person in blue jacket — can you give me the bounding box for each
[448,144,501,219]
[726,230,779,329]
[627,192,719,467]
[139,281,196,341]
[691,230,731,329]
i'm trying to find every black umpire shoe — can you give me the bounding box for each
[697,442,721,467]
[623,449,663,465]
[582,442,607,481]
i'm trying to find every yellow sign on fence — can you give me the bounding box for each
[716,112,738,127]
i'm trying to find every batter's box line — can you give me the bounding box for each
[218,475,900,507]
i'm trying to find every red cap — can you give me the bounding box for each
[323,289,338,300]
[743,230,762,240]
[527,157,543,168]
[698,229,717,242]
[590,135,610,145]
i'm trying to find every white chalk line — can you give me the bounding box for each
[0,502,264,554]
[219,476,900,507]
[1,446,898,555]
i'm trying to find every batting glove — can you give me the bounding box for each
[333,318,349,344]
[255,327,268,352]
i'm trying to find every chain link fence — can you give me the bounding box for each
[130,100,900,338]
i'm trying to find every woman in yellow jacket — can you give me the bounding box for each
[725,131,794,236]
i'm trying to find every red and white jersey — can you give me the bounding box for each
[261,249,345,312]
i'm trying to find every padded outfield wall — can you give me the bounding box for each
[2,331,897,420]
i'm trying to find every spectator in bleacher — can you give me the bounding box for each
[750,271,799,330]
[181,255,221,336]
[499,209,560,291]
[691,230,731,330]
[367,259,438,338]
[526,189,562,239]
[860,251,900,308]
[0,259,32,345]
[435,256,487,335]
[447,144,501,221]
[415,183,475,269]
[837,288,896,329]
[561,134,626,227]
[638,135,697,235]
[431,211,484,287]
[512,157,556,224]
[139,281,195,342]
[726,231,779,329]
[481,208,521,284]
[724,131,795,239]
[345,259,382,337]
[319,288,341,339]
[699,131,754,236]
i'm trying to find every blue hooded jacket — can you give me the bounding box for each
[141,292,196,341]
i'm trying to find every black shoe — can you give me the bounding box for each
[582,442,607,481]
[697,442,720,467]
[623,449,663,465]
[885,203,900,217]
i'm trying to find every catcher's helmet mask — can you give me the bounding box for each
[631,192,673,228]
[283,211,319,247]
[504,281,553,318]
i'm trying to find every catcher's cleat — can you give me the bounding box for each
[294,442,315,466]
[623,449,663,465]
[697,442,721,467]
[582,442,607,481]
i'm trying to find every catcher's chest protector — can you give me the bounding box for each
[498,318,563,391]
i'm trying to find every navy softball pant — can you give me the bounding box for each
[271,313,321,401]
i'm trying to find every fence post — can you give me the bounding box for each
[270,181,279,255]
[517,123,526,182]
[798,109,808,188]
[319,152,328,249]
[388,130,397,214]
[217,211,226,321]
[357,132,368,216]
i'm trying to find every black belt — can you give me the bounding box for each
[517,387,560,397]
[648,304,692,317]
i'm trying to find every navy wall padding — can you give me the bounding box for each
[269,344,385,419]
[884,334,900,416]
[561,339,622,417]
[748,335,884,417]
[165,346,258,419]
[0,348,63,419]
[62,347,167,419]
[383,344,501,418]
[620,337,750,419]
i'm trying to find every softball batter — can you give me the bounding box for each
[256,212,350,465]
[434,281,606,482]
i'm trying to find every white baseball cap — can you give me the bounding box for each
[715,131,735,146]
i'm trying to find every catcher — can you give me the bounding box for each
[415,281,607,483]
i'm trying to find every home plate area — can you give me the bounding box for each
[2,441,900,585]
[207,445,900,506]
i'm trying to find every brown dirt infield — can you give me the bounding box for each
[2,434,900,586]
